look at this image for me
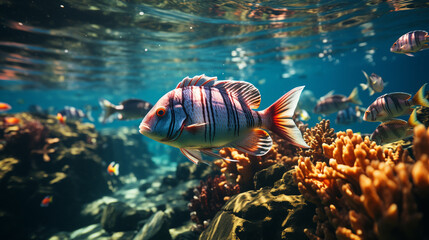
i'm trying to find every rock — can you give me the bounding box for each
[111,231,136,240]
[139,182,152,192]
[164,199,190,228]
[48,232,70,240]
[173,231,199,240]
[253,163,288,190]
[199,170,315,240]
[175,162,218,181]
[162,175,178,188]
[101,201,152,232]
[133,211,172,240]
[69,224,110,240]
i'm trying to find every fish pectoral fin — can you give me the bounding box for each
[180,148,205,165]
[184,123,208,134]
[200,149,239,162]
[228,129,272,156]
[369,88,375,96]
[405,53,415,57]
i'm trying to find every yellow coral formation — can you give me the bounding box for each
[299,119,336,162]
[295,126,429,240]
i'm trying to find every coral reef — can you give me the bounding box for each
[294,126,429,240]
[298,119,336,162]
[188,175,240,232]
[214,131,300,191]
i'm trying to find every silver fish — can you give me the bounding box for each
[99,98,153,123]
[363,83,429,122]
[390,30,429,57]
[360,70,387,96]
[314,87,362,115]
[370,109,420,145]
[139,74,309,164]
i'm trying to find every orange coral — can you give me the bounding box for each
[299,119,336,162]
[214,131,299,191]
[295,127,429,240]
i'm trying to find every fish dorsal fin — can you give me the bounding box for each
[321,90,335,100]
[379,119,407,127]
[214,80,261,109]
[387,92,411,100]
[229,129,272,156]
[176,75,261,109]
[176,74,218,89]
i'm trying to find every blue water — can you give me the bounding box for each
[1,0,429,138]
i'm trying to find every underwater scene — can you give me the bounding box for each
[1,0,429,239]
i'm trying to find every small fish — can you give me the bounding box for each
[57,113,66,125]
[139,74,309,164]
[335,106,365,125]
[363,83,429,122]
[0,102,11,112]
[314,87,362,115]
[297,89,317,113]
[390,30,429,57]
[107,161,119,176]
[297,109,310,121]
[99,98,153,123]
[58,106,93,122]
[360,70,387,96]
[370,109,420,145]
[40,196,53,207]
[3,116,20,125]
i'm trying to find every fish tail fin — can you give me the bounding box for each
[348,87,362,105]
[114,163,119,176]
[412,83,429,107]
[98,98,116,123]
[360,83,368,91]
[85,107,95,122]
[261,86,309,148]
[408,108,422,127]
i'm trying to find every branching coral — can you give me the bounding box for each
[295,127,429,240]
[298,119,336,162]
[214,132,299,191]
[188,175,240,232]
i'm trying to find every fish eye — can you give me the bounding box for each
[156,107,166,117]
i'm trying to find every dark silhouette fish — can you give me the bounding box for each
[99,98,152,123]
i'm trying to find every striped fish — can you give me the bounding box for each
[58,106,93,122]
[370,109,420,145]
[390,30,429,57]
[139,74,309,164]
[313,87,362,115]
[335,106,365,125]
[363,83,429,122]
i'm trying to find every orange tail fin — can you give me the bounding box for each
[261,86,309,148]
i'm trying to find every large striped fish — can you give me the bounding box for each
[390,30,429,57]
[139,74,309,164]
[363,83,429,122]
